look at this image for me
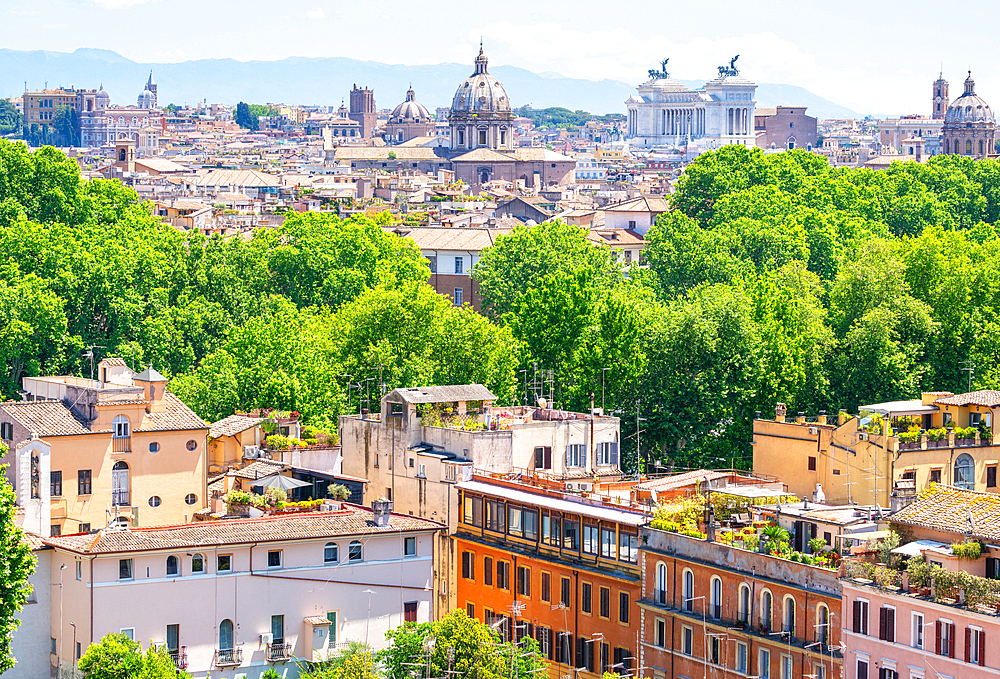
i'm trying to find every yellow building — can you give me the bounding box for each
[207,414,263,475]
[753,391,1000,509]
[23,89,79,131]
[0,358,208,537]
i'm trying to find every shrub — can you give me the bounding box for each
[951,540,982,561]
[266,434,291,450]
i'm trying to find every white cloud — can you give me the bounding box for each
[306,8,325,19]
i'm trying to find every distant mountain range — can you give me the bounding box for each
[0,48,861,120]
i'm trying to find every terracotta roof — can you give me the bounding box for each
[230,459,286,480]
[304,615,332,626]
[386,384,496,405]
[210,414,263,439]
[605,196,669,213]
[587,228,647,246]
[452,148,515,163]
[23,532,48,551]
[387,226,513,252]
[934,390,1000,408]
[135,394,208,432]
[890,484,1000,541]
[2,400,91,438]
[43,507,444,554]
[99,358,129,368]
[636,470,730,492]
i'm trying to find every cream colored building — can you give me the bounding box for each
[753,390,1000,509]
[207,414,264,475]
[0,358,208,536]
[44,504,442,679]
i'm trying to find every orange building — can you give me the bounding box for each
[638,526,843,679]
[456,478,643,679]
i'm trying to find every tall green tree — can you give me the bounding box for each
[234,102,259,131]
[0,100,20,137]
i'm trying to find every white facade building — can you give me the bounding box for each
[625,62,757,151]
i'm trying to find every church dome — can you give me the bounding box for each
[97,84,110,108]
[945,72,995,125]
[390,88,432,123]
[137,88,155,108]
[450,47,512,116]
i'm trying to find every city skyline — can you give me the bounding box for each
[4,0,1000,115]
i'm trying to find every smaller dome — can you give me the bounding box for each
[390,88,432,123]
[944,71,995,125]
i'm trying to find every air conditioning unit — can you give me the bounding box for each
[858,432,870,441]
[243,445,259,459]
[809,427,819,435]
[260,633,273,644]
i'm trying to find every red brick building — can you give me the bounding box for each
[455,479,643,679]
[639,526,843,679]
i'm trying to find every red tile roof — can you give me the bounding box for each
[934,390,1000,408]
[890,484,1000,541]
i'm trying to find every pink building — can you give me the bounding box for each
[44,503,443,678]
[841,485,1000,679]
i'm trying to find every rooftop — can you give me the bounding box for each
[44,505,443,555]
[458,479,646,527]
[209,414,264,439]
[890,484,1000,541]
[386,384,496,405]
[935,390,1000,408]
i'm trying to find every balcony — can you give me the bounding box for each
[111,490,130,507]
[213,648,243,667]
[169,650,187,670]
[266,642,292,662]
[112,436,131,453]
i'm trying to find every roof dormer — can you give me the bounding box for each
[134,366,168,413]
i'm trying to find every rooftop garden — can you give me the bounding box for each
[649,493,839,570]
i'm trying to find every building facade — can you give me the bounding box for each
[756,106,818,151]
[0,358,208,536]
[639,525,842,679]
[349,85,377,138]
[44,505,443,679]
[941,72,996,157]
[932,72,949,120]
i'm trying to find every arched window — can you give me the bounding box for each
[980,140,985,155]
[191,553,205,574]
[954,453,975,490]
[783,596,796,635]
[219,619,234,650]
[112,461,130,506]
[761,590,773,632]
[325,542,339,564]
[966,140,973,155]
[348,540,363,562]
[655,562,667,604]
[739,584,751,623]
[816,604,830,645]
[112,415,130,438]
[682,569,694,612]
[945,139,950,154]
[711,576,722,619]
[166,555,179,576]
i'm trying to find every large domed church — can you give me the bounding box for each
[941,71,996,158]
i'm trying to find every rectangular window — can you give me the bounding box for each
[484,557,493,586]
[581,582,592,613]
[427,256,437,273]
[462,551,475,580]
[968,626,984,664]
[541,572,551,602]
[522,510,538,540]
[619,592,629,623]
[453,288,463,306]
[878,606,895,642]
[509,506,523,536]
[404,536,417,557]
[912,612,924,648]
[595,442,619,466]
[517,566,530,597]
[709,635,720,664]
[936,620,955,658]
[561,577,571,607]
[781,654,792,679]
[599,587,610,619]
[454,257,463,274]
[267,550,282,568]
[463,496,482,526]
[75,561,82,581]
[619,532,638,563]
[563,519,578,550]
[736,642,748,674]
[538,627,552,659]
[497,561,510,590]
[271,615,284,644]
[327,611,338,645]
[119,558,133,581]
[404,601,417,623]
[600,527,616,559]
[0,422,13,440]
[485,499,505,532]
[50,471,62,497]
[467,602,475,618]
[566,444,586,468]
[79,523,90,534]
[582,524,598,554]
[808,456,817,471]
[78,469,92,495]
[682,626,693,655]
[218,554,232,572]
[166,624,179,652]
[50,524,60,537]
[852,599,869,635]
[534,446,552,470]
[856,659,868,679]
[989,466,997,488]
[759,649,771,679]
[120,628,134,640]
[930,468,942,484]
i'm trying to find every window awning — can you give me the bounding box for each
[891,539,950,558]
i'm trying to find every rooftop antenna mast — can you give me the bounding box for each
[960,360,975,393]
[82,345,106,381]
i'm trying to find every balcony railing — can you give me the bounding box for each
[266,642,292,662]
[111,490,130,507]
[213,648,243,667]
[169,650,187,670]
[112,436,131,453]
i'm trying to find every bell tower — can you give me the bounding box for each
[932,70,949,120]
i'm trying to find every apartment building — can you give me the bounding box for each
[455,478,643,679]
[754,390,1000,508]
[639,525,843,679]
[0,358,208,536]
[44,503,443,679]
[840,484,1000,679]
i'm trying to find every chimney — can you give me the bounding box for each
[372,499,393,527]
[838,409,848,426]
[817,410,827,425]
[796,412,806,424]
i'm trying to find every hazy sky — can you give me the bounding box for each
[3,0,998,114]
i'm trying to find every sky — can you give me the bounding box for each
[3,0,999,114]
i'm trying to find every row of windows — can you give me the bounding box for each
[47,469,196,505]
[462,496,638,562]
[851,598,986,666]
[113,537,395,581]
[652,622,811,679]
[654,563,831,642]
[461,551,631,621]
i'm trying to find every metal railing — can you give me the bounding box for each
[213,648,242,667]
[112,436,131,453]
[266,642,292,662]
[169,650,187,670]
[111,490,130,507]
